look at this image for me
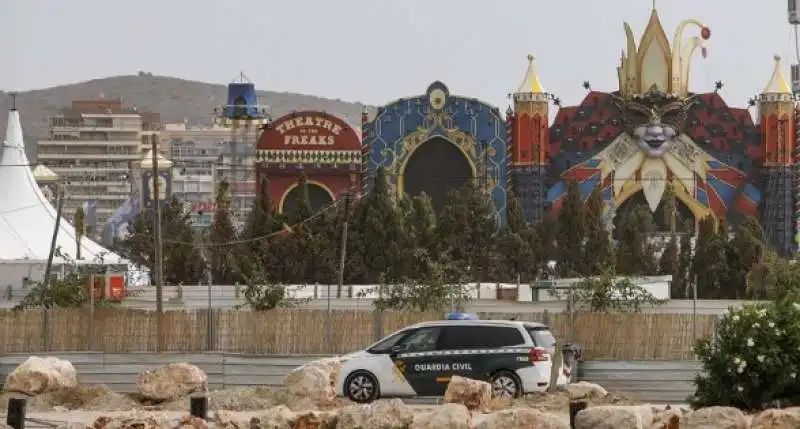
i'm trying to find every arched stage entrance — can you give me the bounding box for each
[402,137,474,213]
[281,182,334,219]
[614,191,696,233]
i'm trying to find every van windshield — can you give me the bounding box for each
[367,330,409,353]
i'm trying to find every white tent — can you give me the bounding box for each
[0,108,124,265]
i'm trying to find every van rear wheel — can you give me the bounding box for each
[490,370,522,399]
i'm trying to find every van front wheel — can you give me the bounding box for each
[344,371,379,403]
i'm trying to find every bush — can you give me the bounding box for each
[690,301,800,410]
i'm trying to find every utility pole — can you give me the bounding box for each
[326,191,352,353]
[151,136,166,351]
[336,192,352,299]
[42,182,63,351]
[43,183,64,298]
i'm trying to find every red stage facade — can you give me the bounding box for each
[255,111,362,214]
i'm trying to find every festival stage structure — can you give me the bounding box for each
[355,7,797,254]
[255,111,362,215]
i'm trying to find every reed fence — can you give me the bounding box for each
[0,308,717,360]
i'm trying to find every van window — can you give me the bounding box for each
[526,326,557,348]
[439,326,525,349]
[399,327,442,352]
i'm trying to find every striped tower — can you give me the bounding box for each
[360,106,370,197]
[510,54,550,224]
[795,105,800,252]
[759,55,796,255]
[505,106,514,191]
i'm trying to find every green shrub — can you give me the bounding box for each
[690,301,800,410]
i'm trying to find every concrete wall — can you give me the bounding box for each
[0,353,702,403]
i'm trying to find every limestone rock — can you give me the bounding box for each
[213,410,242,429]
[411,403,471,429]
[90,414,173,429]
[443,375,492,410]
[564,381,608,399]
[303,357,342,392]
[4,356,78,395]
[135,363,208,402]
[293,410,337,429]
[175,416,208,429]
[574,405,655,429]
[476,407,569,429]
[282,360,339,409]
[750,407,800,429]
[337,399,414,429]
[680,406,747,429]
[248,405,296,429]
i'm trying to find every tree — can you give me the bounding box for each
[239,262,310,311]
[570,267,666,313]
[401,193,438,281]
[692,216,728,298]
[582,188,611,275]
[437,180,497,284]
[372,253,471,312]
[659,235,679,279]
[74,206,85,260]
[615,205,657,275]
[496,191,536,283]
[347,168,407,284]
[556,181,584,277]
[746,249,800,300]
[279,174,316,284]
[536,213,559,274]
[16,251,108,309]
[116,199,205,285]
[241,174,282,274]
[728,217,765,298]
[207,179,240,284]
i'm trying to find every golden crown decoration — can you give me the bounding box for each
[617,8,710,99]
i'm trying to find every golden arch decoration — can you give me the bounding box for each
[278,179,336,214]
[395,135,478,198]
[613,177,714,231]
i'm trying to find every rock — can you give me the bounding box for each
[213,410,242,429]
[574,405,655,429]
[411,403,471,429]
[443,375,492,410]
[4,356,78,395]
[248,405,296,429]
[282,363,337,409]
[337,399,414,429]
[135,363,207,402]
[293,410,337,429]
[175,416,208,429]
[303,357,342,391]
[750,407,800,429]
[90,414,173,429]
[475,407,569,429]
[564,382,608,399]
[681,406,748,429]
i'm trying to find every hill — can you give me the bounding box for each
[1,75,375,162]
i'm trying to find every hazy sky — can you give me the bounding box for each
[1,0,797,111]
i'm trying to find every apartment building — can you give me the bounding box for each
[37,100,160,238]
[161,123,259,229]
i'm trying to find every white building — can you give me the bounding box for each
[36,100,161,238]
[161,122,259,229]
[0,106,125,292]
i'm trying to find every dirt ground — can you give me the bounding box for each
[0,384,639,426]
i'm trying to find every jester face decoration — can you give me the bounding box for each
[617,89,691,159]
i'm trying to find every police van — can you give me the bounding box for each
[336,316,572,403]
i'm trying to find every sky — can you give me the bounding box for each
[0,0,797,112]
